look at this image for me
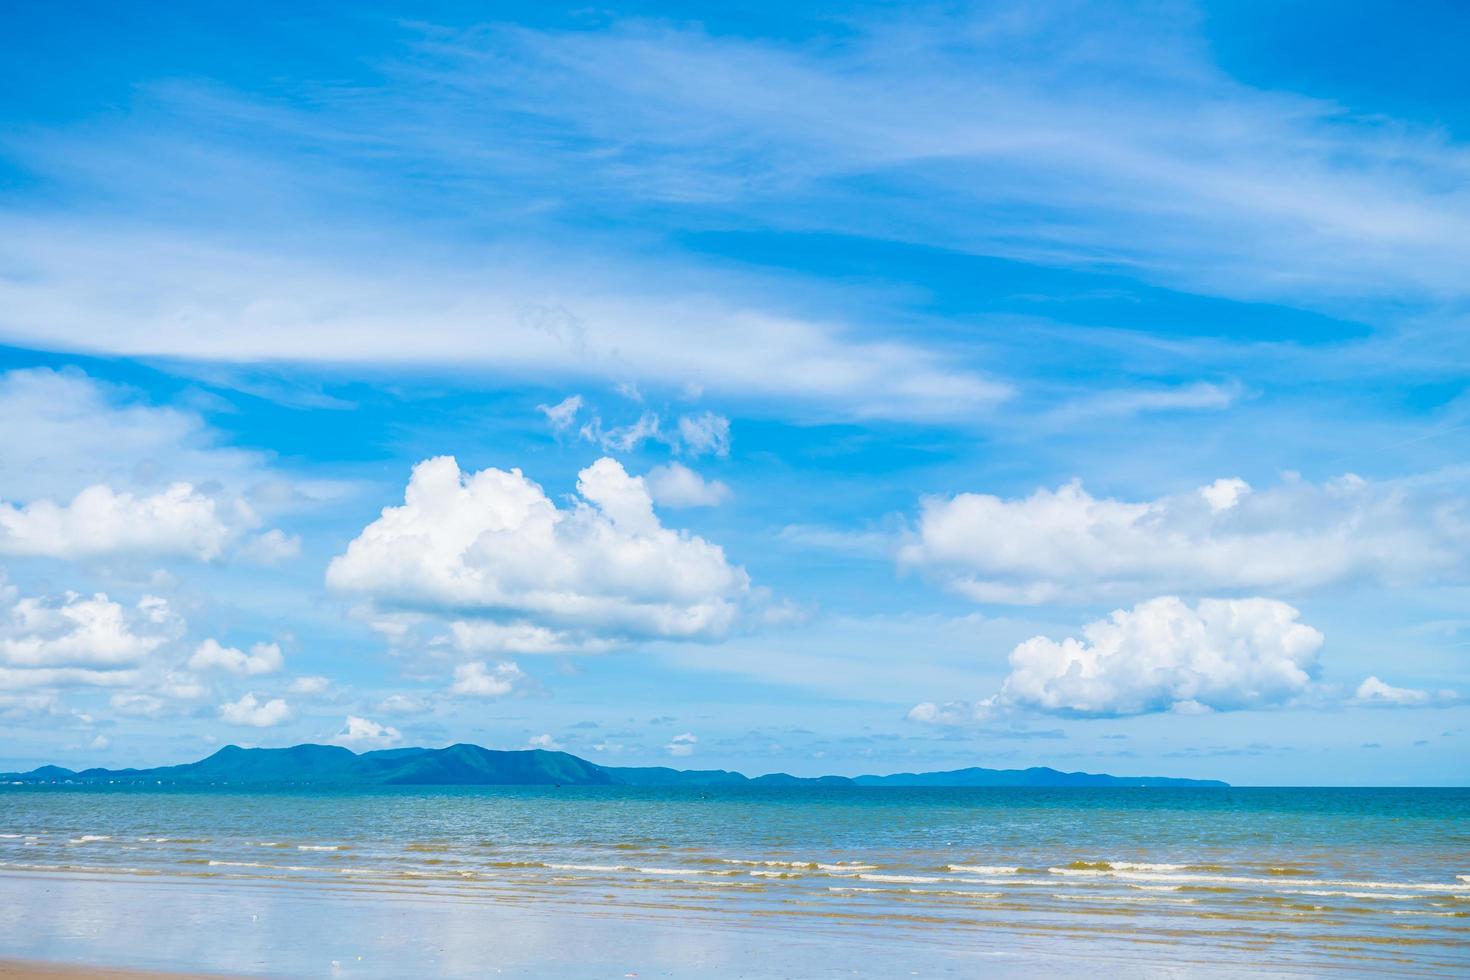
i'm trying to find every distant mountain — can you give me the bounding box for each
[0,744,1228,788]
[851,766,1221,788]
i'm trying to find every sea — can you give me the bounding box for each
[0,785,1465,977]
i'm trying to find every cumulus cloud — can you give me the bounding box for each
[237,529,303,565]
[910,597,1324,721]
[331,715,402,747]
[217,696,289,728]
[0,367,338,515]
[158,672,208,700]
[664,732,697,757]
[676,413,730,457]
[0,484,237,561]
[448,660,525,697]
[0,583,180,690]
[645,463,730,508]
[447,620,614,656]
[327,456,751,645]
[903,475,1470,604]
[110,693,167,718]
[1352,676,1462,708]
[377,693,431,715]
[527,733,562,750]
[188,639,284,676]
[0,368,261,501]
[0,370,311,564]
[219,693,291,727]
[287,675,331,696]
[0,693,70,721]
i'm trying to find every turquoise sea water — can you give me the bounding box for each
[1,786,1466,976]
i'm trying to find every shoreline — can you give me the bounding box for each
[0,871,1269,979]
[0,961,218,979]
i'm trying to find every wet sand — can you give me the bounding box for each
[0,871,1284,979]
[0,962,214,979]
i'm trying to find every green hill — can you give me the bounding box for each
[0,743,1227,788]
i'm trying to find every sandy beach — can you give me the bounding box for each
[0,869,1283,979]
[0,963,214,980]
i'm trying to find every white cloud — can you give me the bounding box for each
[904,475,1470,604]
[911,597,1324,721]
[377,694,431,715]
[537,394,583,432]
[237,528,303,565]
[327,456,751,645]
[0,369,317,563]
[331,715,402,748]
[158,672,208,700]
[0,231,1007,424]
[664,732,697,757]
[0,483,238,561]
[448,660,525,698]
[219,693,291,727]
[88,734,110,752]
[0,583,179,690]
[188,639,284,676]
[905,701,977,726]
[0,693,68,720]
[1351,676,1461,708]
[1199,478,1252,514]
[110,693,167,718]
[448,13,1470,306]
[676,413,730,457]
[447,620,614,656]
[287,675,331,696]
[1043,382,1241,428]
[527,733,562,750]
[645,463,730,509]
[0,368,281,502]
[579,411,663,453]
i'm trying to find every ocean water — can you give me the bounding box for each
[0,785,1466,977]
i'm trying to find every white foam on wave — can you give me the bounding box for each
[547,863,626,872]
[1052,893,1199,905]
[947,865,1019,874]
[206,859,315,872]
[1047,867,1470,893]
[817,863,877,872]
[1286,889,1422,901]
[296,845,342,852]
[903,888,1004,899]
[69,835,111,843]
[749,870,802,878]
[856,873,950,884]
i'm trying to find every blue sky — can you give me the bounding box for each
[1,0,1467,784]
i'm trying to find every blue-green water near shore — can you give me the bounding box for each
[1,785,1466,976]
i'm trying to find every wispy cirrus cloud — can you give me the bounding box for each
[391,8,1470,307]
